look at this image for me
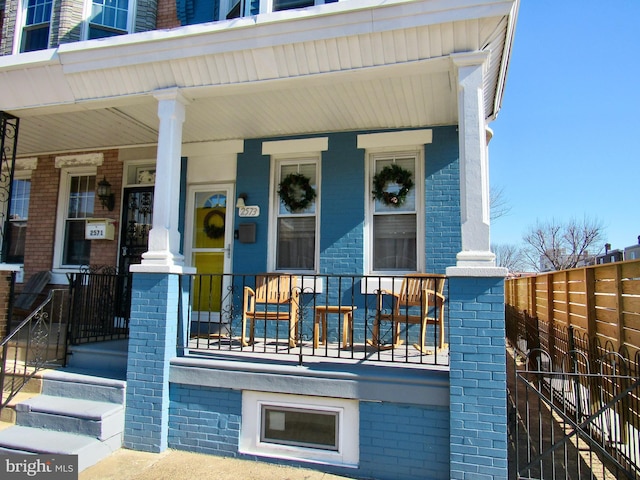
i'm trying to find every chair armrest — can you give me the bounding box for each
[243,286,255,311]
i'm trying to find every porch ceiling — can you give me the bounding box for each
[0,0,519,157]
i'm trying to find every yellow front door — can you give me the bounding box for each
[189,188,233,315]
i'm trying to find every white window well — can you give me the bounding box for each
[240,391,359,467]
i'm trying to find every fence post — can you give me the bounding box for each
[614,264,624,351]
[584,268,596,341]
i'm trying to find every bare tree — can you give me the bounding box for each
[492,243,526,272]
[490,185,511,222]
[522,217,605,271]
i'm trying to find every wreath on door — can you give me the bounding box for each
[372,164,414,207]
[278,173,316,212]
[203,209,225,239]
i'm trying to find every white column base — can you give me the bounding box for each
[448,251,507,277]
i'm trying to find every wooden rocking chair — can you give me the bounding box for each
[368,274,446,353]
[241,274,299,347]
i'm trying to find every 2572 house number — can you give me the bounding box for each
[238,206,260,217]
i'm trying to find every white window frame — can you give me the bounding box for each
[264,138,327,274]
[53,166,98,274]
[81,0,136,41]
[259,0,325,14]
[6,169,33,265]
[14,0,53,53]
[359,130,432,277]
[240,391,359,468]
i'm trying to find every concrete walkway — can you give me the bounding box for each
[79,448,354,480]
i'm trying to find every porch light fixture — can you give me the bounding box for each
[97,176,115,211]
[236,193,248,208]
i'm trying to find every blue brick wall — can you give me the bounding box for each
[124,273,180,452]
[169,384,242,456]
[167,383,450,479]
[448,276,507,480]
[360,401,450,480]
[233,129,460,277]
[425,126,461,273]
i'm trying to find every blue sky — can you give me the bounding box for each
[489,0,640,253]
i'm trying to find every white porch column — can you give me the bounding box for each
[451,52,496,268]
[131,88,189,273]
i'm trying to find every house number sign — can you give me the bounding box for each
[238,206,260,217]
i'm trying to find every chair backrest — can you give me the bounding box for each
[254,275,297,304]
[13,271,51,311]
[397,274,444,307]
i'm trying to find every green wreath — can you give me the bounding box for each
[278,173,316,212]
[203,209,225,239]
[372,164,414,207]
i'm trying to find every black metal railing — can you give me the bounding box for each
[0,112,19,264]
[179,273,449,367]
[1,289,67,412]
[507,307,640,478]
[66,269,132,344]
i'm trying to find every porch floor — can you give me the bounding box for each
[186,335,450,369]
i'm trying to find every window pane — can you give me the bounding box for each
[374,156,416,213]
[273,0,314,11]
[262,406,338,450]
[7,179,31,263]
[91,0,128,31]
[68,175,95,219]
[10,179,31,220]
[279,163,316,215]
[373,214,416,271]
[277,217,314,270]
[23,25,50,51]
[63,220,90,265]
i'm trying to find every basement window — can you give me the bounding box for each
[261,405,338,451]
[240,391,358,467]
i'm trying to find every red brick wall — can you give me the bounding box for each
[22,150,122,283]
[23,154,58,280]
[0,271,12,338]
[157,0,180,29]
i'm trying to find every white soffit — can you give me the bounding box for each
[0,0,519,155]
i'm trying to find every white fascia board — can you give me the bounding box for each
[57,0,516,74]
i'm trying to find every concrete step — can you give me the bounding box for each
[41,370,126,404]
[65,340,128,378]
[15,395,124,440]
[0,425,121,472]
[0,390,42,424]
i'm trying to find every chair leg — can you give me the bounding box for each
[241,314,249,346]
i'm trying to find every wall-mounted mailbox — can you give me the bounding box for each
[85,218,115,240]
[238,223,256,243]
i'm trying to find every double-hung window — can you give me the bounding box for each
[57,170,96,267]
[20,0,52,52]
[87,0,130,39]
[6,176,31,263]
[274,160,318,272]
[370,152,419,272]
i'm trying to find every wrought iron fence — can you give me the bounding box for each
[66,268,131,344]
[1,289,67,411]
[0,112,19,263]
[179,273,449,367]
[507,306,640,479]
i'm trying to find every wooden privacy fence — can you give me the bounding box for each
[506,260,640,357]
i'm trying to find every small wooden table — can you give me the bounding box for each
[314,305,357,349]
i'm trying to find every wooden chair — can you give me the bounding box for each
[12,271,51,318]
[241,275,299,347]
[368,274,446,353]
